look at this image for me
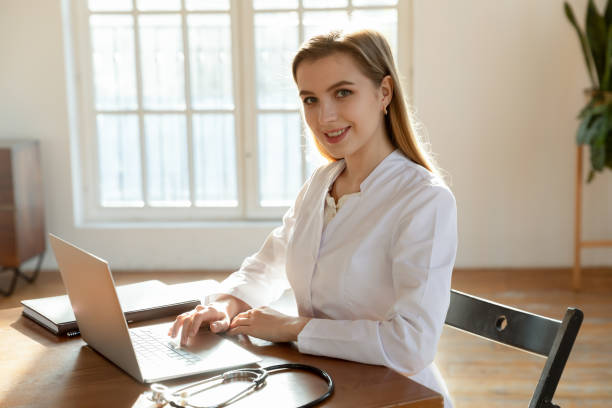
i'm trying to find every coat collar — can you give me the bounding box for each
[324,150,404,194]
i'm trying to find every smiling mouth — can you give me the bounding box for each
[325,126,350,138]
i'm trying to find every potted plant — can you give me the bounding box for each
[565,0,612,182]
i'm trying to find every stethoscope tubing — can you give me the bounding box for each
[261,363,335,408]
[159,363,334,408]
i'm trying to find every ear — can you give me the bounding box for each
[380,75,393,110]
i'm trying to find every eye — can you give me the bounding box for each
[302,96,317,105]
[336,89,352,98]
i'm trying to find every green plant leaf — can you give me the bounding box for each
[577,123,588,145]
[591,142,606,170]
[578,100,607,119]
[577,115,592,144]
[594,119,609,147]
[580,113,606,145]
[602,25,612,90]
[576,103,610,145]
[606,132,612,169]
[578,101,595,118]
[576,106,597,143]
[590,117,608,171]
[605,0,612,26]
[565,2,598,87]
[587,169,595,182]
[586,0,608,84]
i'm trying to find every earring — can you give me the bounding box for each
[384,106,388,115]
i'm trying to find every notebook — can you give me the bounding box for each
[21,280,203,336]
[48,233,260,383]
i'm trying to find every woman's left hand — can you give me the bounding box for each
[228,306,311,343]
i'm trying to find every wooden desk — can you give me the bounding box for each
[0,307,442,407]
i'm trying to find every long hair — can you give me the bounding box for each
[292,29,438,175]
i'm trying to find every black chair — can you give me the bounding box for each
[445,289,583,408]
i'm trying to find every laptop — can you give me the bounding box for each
[48,233,261,383]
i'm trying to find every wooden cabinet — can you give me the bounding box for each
[0,139,46,295]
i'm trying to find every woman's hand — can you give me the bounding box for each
[168,294,250,345]
[228,306,311,343]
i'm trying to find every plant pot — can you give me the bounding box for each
[584,88,612,105]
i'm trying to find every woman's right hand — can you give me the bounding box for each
[167,294,249,345]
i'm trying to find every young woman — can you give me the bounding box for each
[169,29,457,407]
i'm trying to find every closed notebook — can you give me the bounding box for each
[21,279,218,336]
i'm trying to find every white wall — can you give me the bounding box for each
[1,0,610,270]
[413,0,612,267]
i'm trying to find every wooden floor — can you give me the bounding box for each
[1,267,611,407]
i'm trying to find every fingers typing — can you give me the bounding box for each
[168,304,232,345]
[168,312,189,338]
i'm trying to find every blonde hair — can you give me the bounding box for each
[292,29,438,175]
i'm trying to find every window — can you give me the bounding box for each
[72,0,406,222]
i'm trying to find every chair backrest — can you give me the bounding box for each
[445,289,583,408]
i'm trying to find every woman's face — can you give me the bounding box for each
[295,52,391,161]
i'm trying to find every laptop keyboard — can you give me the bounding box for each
[130,327,202,365]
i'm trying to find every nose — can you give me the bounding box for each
[318,100,337,124]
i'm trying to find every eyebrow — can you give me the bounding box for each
[299,80,355,96]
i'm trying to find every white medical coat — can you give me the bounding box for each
[219,150,457,407]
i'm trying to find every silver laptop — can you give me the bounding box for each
[49,233,260,383]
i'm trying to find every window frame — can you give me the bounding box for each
[70,0,413,223]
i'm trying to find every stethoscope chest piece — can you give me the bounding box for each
[146,368,268,408]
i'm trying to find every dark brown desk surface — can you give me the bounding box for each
[0,307,442,408]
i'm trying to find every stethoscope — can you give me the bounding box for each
[146,363,334,408]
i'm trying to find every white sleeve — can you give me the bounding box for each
[215,174,313,309]
[296,187,457,375]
